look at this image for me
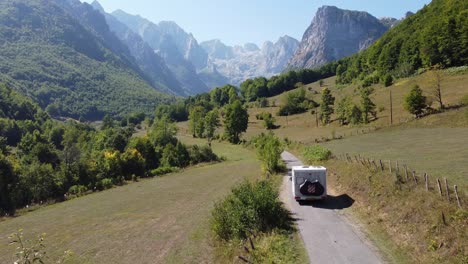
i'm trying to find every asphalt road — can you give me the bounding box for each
[280,151,384,264]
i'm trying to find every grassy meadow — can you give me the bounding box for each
[245,69,468,189]
[245,69,468,142]
[0,141,261,263]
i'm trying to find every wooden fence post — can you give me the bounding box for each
[404,165,409,182]
[396,161,400,174]
[372,160,378,170]
[425,173,429,191]
[380,160,384,171]
[388,161,392,174]
[454,185,462,208]
[238,256,252,263]
[445,178,450,202]
[437,179,443,197]
[412,171,418,184]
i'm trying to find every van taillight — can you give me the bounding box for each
[294,197,301,200]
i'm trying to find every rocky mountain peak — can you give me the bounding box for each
[90,0,104,13]
[201,36,299,85]
[243,43,260,52]
[287,5,388,69]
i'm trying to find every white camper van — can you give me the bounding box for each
[291,166,327,202]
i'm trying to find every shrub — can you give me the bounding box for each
[150,166,180,176]
[68,185,88,196]
[188,145,219,164]
[383,74,393,87]
[211,180,292,241]
[100,178,113,190]
[257,97,269,108]
[253,133,284,174]
[256,112,277,130]
[302,145,332,162]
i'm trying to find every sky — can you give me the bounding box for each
[83,0,432,47]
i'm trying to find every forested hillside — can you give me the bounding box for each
[0,0,173,120]
[335,0,467,85]
[0,83,218,215]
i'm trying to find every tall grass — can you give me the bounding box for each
[326,159,467,264]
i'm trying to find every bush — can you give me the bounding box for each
[68,185,88,196]
[100,178,113,190]
[150,166,180,176]
[211,180,293,241]
[302,145,332,162]
[188,145,219,164]
[383,74,393,87]
[256,112,277,130]
[252,133,284,174]
[257,97,269,108]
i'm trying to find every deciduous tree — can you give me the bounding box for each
[224,100,248,144]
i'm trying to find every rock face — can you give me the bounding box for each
[287,6,389,69]
[263,36,301,73]
[111,9,209,94]
[201,36,299,85]
[90,1,185,96]
[379,17,400,29]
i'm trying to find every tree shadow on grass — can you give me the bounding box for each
[299,194,355,210]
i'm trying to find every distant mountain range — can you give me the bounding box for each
[201,36,300,85]
[106,6,301,87]
[0,0,409,120]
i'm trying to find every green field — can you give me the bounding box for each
[245,70,468,143]
[322,126,468,190]
[245,70,468,191]
[0,141,261,263]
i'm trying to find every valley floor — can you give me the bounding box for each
[0,141,260,263]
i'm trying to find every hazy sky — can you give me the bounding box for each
[83,0,431,46]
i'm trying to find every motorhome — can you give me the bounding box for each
[291,166,327,202]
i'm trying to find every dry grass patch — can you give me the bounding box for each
[324,159,467,264]
[0,141,261,263]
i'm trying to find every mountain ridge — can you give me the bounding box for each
[287,5,390,69]
[200,36,300,85]
[111,9,211,94]
[0,0,173,120]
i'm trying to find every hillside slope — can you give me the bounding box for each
[111,9,210,95]
[90,0,185,96]
[336,0,468,84]
[0,0,172,120]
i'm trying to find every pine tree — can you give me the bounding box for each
[404,85,427,118]
[320,88,335,124]
[360,87,377,123]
